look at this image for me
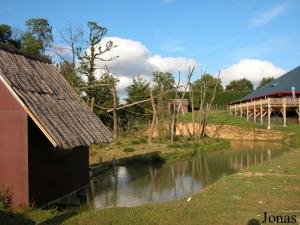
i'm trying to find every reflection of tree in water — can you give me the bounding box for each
[89,142,286,209]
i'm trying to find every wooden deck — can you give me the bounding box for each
[229,97,300,128]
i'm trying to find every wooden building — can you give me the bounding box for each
[0,43,113,207]
[169,99,189,113]
[229,66,300,128]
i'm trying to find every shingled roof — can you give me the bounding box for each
[231,65,300,104]
[0,43,113,149]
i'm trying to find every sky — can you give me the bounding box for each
[1,0,300,94]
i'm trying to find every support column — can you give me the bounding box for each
[246,102,249,121]
[253,105,256,123]
[283,97,286,127]
[240,105,243,118]
[268,97,271,130]
[260,99,263,124]
[235,104,237,116]
[298,98,300,125]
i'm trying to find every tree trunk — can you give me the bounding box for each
[148,88,157,145]
[112,85,118,141]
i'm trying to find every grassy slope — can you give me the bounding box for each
[181,111,300,146]
[64,149,300,225]
[7,147,299,225]
[2,112,300,225]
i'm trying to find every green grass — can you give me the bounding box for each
[123,147,136,153]
[3,148,299,225]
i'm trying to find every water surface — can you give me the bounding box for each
[88,141,286,209]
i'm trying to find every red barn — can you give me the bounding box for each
[0,43,113,207]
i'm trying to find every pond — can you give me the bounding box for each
[87,141,287,209]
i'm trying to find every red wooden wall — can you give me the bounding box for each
[0,79,29,206]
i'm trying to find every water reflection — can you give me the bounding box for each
[88,142,286,209]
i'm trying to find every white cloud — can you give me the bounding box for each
[93,37,197,96]
[250,3,287,27]
[219,59,285,87]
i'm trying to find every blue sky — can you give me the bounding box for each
[1,0,300,87]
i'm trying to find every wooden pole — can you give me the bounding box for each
[260,99,263,124]
[112,85,118,140]
[90,97,95,111]
[267,97,271,130]
[298,97,300,126]
[148,88,157,144]
[253,104,256,123]
[234,104,237,116]
[283,97,286,127]
[246,102,249,121]
[240,104,243,118]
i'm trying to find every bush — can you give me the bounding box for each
[130,138,147,145]
[0,186,12,209]
[123,147,136,153]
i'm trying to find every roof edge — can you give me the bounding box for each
[230,91,300,104]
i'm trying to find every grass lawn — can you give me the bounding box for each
[1,112,299,225]
[2,146,299,225]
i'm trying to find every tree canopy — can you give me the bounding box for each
[0,24,21,48]
[257,76,274,89]
[225,78,253,91]
[193,74,223,92]
[21,18,53,56]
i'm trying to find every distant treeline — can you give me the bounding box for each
[178,90,252,108]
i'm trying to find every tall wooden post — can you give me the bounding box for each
[90,97,95,111]
[234,104,237,116]
[246,102,249,121]
[298,98,300,125]
[112,85,118,140]
[260,99,263,124]
[240,104,243,118]
[267,97,271,130]
[283,97,286,127]
[253,105,256,123]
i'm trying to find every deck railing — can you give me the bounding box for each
[229,97,300,110]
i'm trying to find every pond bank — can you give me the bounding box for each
[2,146,299,225]
[89,138,230,176]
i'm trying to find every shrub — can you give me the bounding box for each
[123,147,136,153]
[0,186,12,209]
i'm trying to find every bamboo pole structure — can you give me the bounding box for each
[268,97,271,130]
[298,97,300,125]
[112,85,118,140]
[260,99,263,124]
[246,102,249,121]
[283,97,287,127]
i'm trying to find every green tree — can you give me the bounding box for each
[225,78,253,91]
[58,61,82,88]
[87,73,119,126]
[77,21,117,85]
[0,24,21,48]
[193,74,223,92]
[152,71,175,140]
[125,75,151,124]
[153,71,175,93]
[21,18,53,56]
[257,76,274,89]
[0,24,12,43]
